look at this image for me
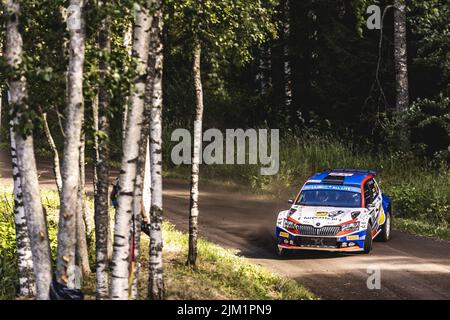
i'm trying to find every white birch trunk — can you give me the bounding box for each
[147,1,165,298]
[122,26,133,144]
[76,133,91,276]
[5,0,52,300]
[394,0,410,149]
[143,143,151,220]
[10,126,35,297]
[79,132,93,242]
[130,141,151,299]
[110,3,152,300]
[41,111,63,196]
[187,43,203,267]
[56,0,86,287]
[94,2,112,299]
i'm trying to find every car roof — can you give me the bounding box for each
[306,169,376,186]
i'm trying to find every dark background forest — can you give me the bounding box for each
[1,0,448,162]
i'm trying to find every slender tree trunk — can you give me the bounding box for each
[93,94,99,198]
[122,26,133,144]
[76,132,91,276]
[187,42,203,267]
[130,142,152,299]
[0,91,2,134]
[110,3,152,300]
[394,0,410,150]
[79,133,93,240]
[41,111,63,196]
[6,0,52,300]
[256,44,272,96]
[10,127,35,297]
[142,144,151,220]
[129,136,149,299]
[94,4,112,299]
[147,1,165,298]
[56,0,86,287]
[76,184,91,277]
[283,0,292,113]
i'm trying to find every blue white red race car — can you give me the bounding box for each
[276,169,392,255]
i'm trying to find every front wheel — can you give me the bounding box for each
[378,209,392,242]
[363,224,373,254]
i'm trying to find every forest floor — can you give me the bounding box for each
[1,150,450,299]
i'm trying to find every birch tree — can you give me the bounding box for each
[129,118,150,299]
[76,132,91,276]
[94,0,112,299]
[40,110,63,195]
[394,0,410,150]
[147,0,164,298]
[186,42,203,267]
[56,0,86,287]
[5,0,52,299]
[110,1,152,300]
[10,128,35,297]
[79,131,93,244]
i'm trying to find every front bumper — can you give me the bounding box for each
[276,226,366,252]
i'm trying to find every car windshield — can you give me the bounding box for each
[296,185,362,208]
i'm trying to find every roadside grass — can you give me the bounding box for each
[0,188,316,300]
[137,223,316,300]
[164,134,450,241]
[394,218,450,241]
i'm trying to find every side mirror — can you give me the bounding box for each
[288,199,294,204]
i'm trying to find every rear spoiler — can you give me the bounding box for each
[325,168,378,177]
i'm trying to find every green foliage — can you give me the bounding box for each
[0,194,17,300]
[166,0,279,61]
[0,189,63,299]
[407,95,450,161]
[410,0,450,87]
[395,217,450,241]
[351,0,372,37]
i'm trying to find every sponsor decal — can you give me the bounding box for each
[279,232,289,238]
[303,184,361,193]
[347,235,359,240]
[315,212,328,217]
[303,216,339,221]
[378,206,386,225]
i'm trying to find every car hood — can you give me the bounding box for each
[288,205,363,227]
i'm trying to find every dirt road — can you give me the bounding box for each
[1,150,450,299]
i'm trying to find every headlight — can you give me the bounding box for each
[341,221,360,231]
[284,219,297,230]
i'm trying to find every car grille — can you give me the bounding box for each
[295,237,338,248]
[297,225,341,237]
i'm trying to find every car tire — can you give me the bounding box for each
[363,224,373,254]
[378,208,392,242]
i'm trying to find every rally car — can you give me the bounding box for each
[276,169,392,255]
